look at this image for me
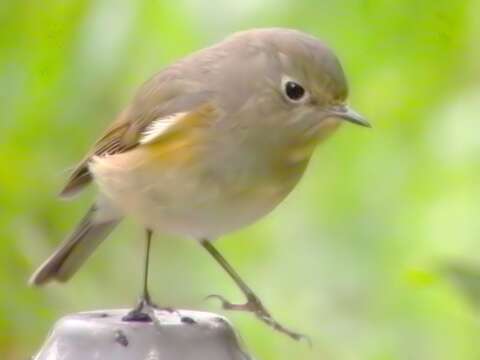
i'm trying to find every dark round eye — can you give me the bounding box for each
[284,81,305,101]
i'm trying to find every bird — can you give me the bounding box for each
[30,28,369,341]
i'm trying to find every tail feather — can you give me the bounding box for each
[30,205,121,286]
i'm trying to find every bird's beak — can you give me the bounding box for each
[327,105,371,128]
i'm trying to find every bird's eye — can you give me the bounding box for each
[284,80,306,102]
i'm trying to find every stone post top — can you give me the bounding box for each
[34,309,254,360]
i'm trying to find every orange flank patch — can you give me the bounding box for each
[141,103,216,167]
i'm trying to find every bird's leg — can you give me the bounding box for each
[201,239,310,343]
[141,229,155,307]
[123,229,155,322]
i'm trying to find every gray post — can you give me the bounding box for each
[33,309,253,360]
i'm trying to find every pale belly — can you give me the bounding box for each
[89,146,303,239]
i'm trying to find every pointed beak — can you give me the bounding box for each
[328,105,371,128]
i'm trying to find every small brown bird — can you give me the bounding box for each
[30,28,369,340]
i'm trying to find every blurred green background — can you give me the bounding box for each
[1,0,480,359]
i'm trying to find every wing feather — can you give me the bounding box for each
[139,112,188,145]
[59,82,213,198]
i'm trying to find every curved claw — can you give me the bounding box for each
[301,334,313,348]
[258,314,312,344]
[204,293,228,304]
[204,294,246,311]
[204,293,310,344]
[291,332,313,347]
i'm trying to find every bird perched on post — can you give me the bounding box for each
[30,28,369,340]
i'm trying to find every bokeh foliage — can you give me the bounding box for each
[1,0,480,359]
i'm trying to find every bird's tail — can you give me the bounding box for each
[29,203,122,286]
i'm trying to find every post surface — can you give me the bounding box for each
[33,309,253,360]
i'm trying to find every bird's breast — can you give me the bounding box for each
[90,132,310,239]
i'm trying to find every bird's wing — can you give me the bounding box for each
[60,72,214,198]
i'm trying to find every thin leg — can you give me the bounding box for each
[201,239,310,343]
[142,229,153,304]
[123,229,154,322]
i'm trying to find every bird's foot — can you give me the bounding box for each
[206,293,311,344]
[122,293,176,322]
[122,307,152,322]
[122,297,154,322]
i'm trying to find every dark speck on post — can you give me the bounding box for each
[114,330,129,347]
[181,316,196,325]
